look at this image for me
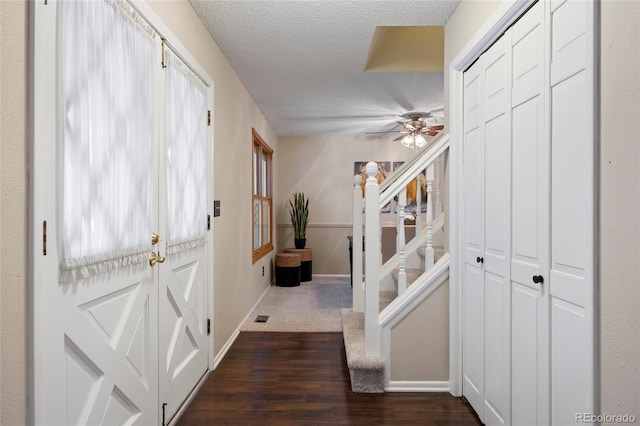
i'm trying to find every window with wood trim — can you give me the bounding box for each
[252,129,273,263]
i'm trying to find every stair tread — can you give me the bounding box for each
[391,268,422,282]
[340,309,386,393]
[379,290,397,312]
[417,245,445,259]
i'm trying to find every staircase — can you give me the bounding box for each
[342,133,450,393]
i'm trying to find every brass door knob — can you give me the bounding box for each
[149,251,166,267]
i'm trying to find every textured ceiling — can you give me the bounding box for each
[189,0,460,137]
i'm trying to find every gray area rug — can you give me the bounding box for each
[240,276,352,332]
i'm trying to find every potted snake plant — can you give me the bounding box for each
[289,192,309,249]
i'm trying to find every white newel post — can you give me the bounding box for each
[396,188,407,295]
[352,174,363,313]
[435,156,442,217]
[364,162,380,357]
[425,164,435,271]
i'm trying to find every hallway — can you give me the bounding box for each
[178,332,480,425]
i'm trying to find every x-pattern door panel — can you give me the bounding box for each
[160,248,208,422]
[60,270,158,425]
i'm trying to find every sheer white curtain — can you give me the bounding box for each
[164,49,208,253]
[61,0,156,281]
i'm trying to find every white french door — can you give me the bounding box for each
[158,46,210,424]
[31,1,213,424]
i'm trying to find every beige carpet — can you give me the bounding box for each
[240,276,352,332]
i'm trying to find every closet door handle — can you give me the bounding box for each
[476,256,484,264]
[532,275,544,284]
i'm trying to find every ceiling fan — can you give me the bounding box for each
[367,112,445,149]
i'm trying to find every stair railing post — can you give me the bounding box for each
[364,162,381,357]
[352,174,364,313]
[425,164,435,271]
[415,175,422,231]
[435,156,442,217]
[397,188,407,295]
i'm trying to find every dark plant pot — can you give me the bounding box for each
[294,238,306,249]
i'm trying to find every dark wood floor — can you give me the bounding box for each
[178,332,481,425]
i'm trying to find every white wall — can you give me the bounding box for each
[277,135,413,273]
[599,0,640,417]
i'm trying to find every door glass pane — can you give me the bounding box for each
[165,48,208,245]
[60,0,155,279]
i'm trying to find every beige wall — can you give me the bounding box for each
[1,2,28,424]
[445,0,640,417]
[276,135,412,274]
[600,1,640,417]
[390,282,449,381]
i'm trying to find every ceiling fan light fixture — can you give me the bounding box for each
[400,133,414,148]
[414,134,427,148]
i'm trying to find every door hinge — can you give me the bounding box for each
[207,214,211,230]
[161,39,167,69]
[161,402,168,426]
[207,110,211,126]
[207,319,211,335]
[43,221,47,256]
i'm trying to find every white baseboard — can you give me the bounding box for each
[169,369,211,425]
[213,283,271,369]
[313,274,350,279]
[213,329,239,370]
[385,380,450,393]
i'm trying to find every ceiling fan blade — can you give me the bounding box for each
[393,134,408,142]
[366,130,397,135]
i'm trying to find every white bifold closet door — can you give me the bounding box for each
[461,1,597,424]
[548,0,596,423]
[510,2,549,425]
[462,32,511,426]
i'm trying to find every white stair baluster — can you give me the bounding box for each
[425,164,435,271]
[415,174,422,231]
[435,156,442,217]
[352,174,363,313]
[364,162,380,357]
[397,188,407,295]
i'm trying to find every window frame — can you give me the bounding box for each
[252,128,273,263]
